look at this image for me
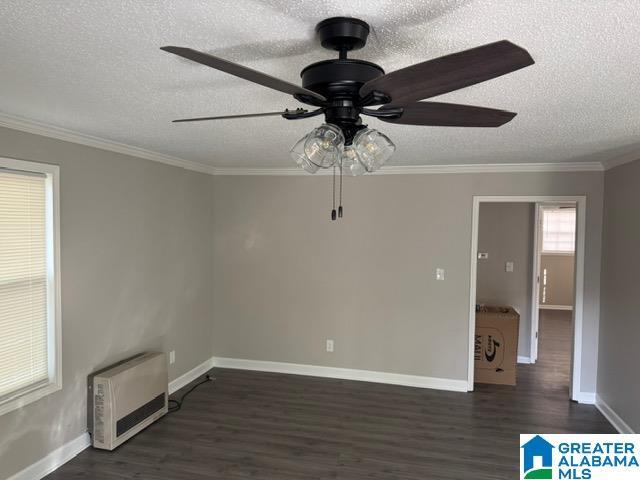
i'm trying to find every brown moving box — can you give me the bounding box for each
[474,306,520,385]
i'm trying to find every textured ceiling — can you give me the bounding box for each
[1,0,639,169]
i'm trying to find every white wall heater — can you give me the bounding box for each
[88,352,168,450]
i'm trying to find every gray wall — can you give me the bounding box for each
[0,126,214,479]
[476,203,534,358]
[598,158,640,432]
[540,254,575,307]
[212,172,604,393]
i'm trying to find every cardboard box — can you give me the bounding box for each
[474,306,520,385]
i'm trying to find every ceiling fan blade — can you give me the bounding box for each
[374,102,517,127]
[173,111,298,123]
[161,46,326,102]
[360,40,534,105]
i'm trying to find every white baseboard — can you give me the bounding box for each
[7,432,90,480]
[596,395,636,434]
[169,357,215,394]
[517,356,532,364]
[573,391,596,404]
[211,356,468,392]
[539,305,573,311]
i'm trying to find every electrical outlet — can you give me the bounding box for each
[478,252,489,259]
[326,339,334,353]
[436,268,445,281]
[169,350,175,365]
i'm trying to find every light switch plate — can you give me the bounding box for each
[505,261,514,273]
[478,252,489,259]
[436,268,445,281]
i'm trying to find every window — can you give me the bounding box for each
[0,158,60,416]
[541,207,576,254]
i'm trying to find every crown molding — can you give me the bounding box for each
[0,112,605,176]
[212,161,604,176]
[0,112,216,175]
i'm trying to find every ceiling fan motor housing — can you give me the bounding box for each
[300,59,385,143]
[300,59,384,100]
[298,18,389,143]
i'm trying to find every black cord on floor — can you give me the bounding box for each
[167,373,215,414]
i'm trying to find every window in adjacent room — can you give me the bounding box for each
[541,206,576,254]
[0,158,60,416]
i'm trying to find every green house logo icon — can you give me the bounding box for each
[521,435,554,479]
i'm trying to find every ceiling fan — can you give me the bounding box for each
[162,17,534,219]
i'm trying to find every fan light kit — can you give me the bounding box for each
[291,125,395,175]
[162,17,534,220]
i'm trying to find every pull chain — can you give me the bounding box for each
[331,164,337,221]
[338,160,343,218]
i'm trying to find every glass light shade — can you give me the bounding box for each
[290,135,319,174]
[340,145,367,176]
[304,123,344,168]
[353,128,395,172]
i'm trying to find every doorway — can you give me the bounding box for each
[531,204,577,362]
[468,196,586,401]
[527,203,578,395]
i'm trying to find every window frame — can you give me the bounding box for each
[0,157,61,416]
[540,206,577,256]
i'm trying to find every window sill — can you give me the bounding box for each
[541,251,575,256]
[0,380,62,417]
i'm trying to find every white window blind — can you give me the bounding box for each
[0,169,49,400]
[542,208,576,253]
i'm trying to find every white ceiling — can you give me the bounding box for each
[1,0,640,169]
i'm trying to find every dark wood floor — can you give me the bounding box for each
[516,309,572,397]
[47,310,613,479]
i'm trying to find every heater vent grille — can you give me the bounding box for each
[116,393,166,437]
[93,384,105,444]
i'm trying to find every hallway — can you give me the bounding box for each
[519,309,572,396]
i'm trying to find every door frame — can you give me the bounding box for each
[530,203,541,363]
[467,195,587,401]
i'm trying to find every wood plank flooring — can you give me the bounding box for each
[46,311,613,479]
